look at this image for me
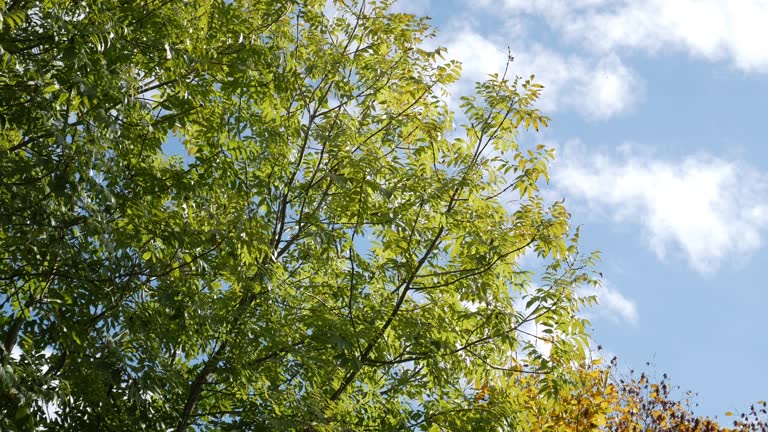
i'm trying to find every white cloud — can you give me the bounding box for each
[497,0,613,16]
[579,282,639,326]
[489,0,768,73]
[555,144,768,273]
[391,0,430,15]
[517,319,552,359]
[440,26,641,119]
[512,278,637,359]
[10,345,22,360]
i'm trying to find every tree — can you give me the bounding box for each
[601,359,768,432]
[479,357,618,431]
[0,0,598,430]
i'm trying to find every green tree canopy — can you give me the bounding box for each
[1,0,598,430]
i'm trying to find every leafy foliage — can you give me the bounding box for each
[1,0,598,430]
[603,359,768,432]
[477,357,616,431]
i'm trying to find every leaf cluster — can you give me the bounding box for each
[1,0,599,430]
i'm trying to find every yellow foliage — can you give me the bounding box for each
[488,357,768,432]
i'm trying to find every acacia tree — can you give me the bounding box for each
[1,0,598,430]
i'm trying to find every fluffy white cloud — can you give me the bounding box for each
[440,27,641,119]
[518,319,552,358]
[579,282,639,326]
[555,145,768,273]
[391,0,430,15]
[496,0,613,16]
[488,0,768,73]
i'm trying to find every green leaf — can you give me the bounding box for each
[0,1,599,429]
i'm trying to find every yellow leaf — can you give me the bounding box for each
[475,382,489,402]
[725,411,734,417]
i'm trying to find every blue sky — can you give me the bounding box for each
[391,0,768,419]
